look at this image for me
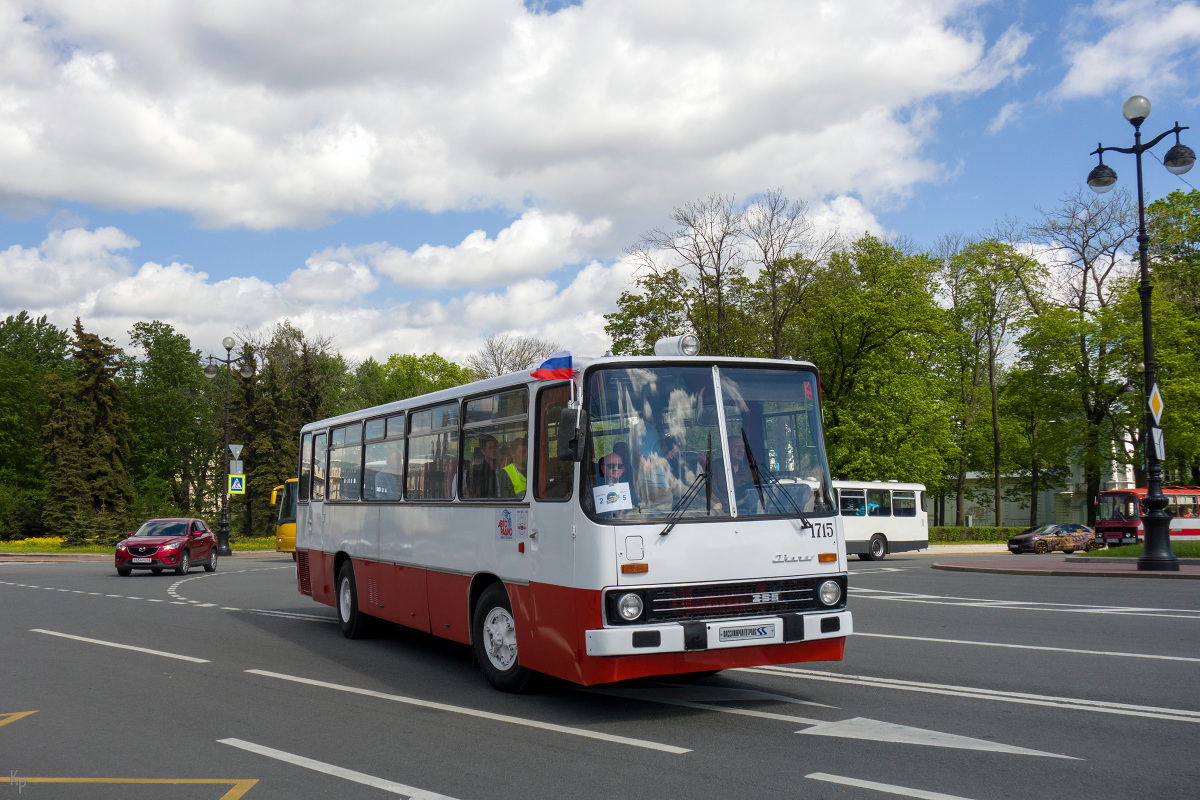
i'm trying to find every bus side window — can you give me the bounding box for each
[311,432,327,501]
[866,488,890,517]
[298,433,312,502]
[892,491,916,517]
[840,489,866,516]
[407,403,459,500]
[1179,496,1197,518]
[536,384,574,500]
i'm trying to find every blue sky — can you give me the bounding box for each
[1,0,1197,362]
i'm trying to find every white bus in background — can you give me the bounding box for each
[834,480,928,561]
[294,336,853,692]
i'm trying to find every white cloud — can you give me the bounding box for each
[0,0,1030,229]
[0,225,630,362]
[988,101,1023,133]
[1056,0,1200,99]
[0,226,137,306]
[313,210,611,289]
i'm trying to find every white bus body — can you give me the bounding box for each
[834,480,928,560]
[295,354,852,689]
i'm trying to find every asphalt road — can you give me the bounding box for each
[1,553,1197,800]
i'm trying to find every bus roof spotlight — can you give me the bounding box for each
[654,334,701,356]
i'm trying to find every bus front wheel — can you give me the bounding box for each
[337,562,370,639]
[473,583,533,693]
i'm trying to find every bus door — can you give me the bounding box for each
[306,431,329,592]
[522,384,578,672]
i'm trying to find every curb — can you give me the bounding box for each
[1064,556,1200,565]
[931,562,1200,579]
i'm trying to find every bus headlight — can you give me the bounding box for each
[617,593,644,621]
[818,580,841,606]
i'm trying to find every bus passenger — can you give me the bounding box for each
[374,450,402,500]
[466,435,500,498]
[712,435,762,514]
[500,438,528,497]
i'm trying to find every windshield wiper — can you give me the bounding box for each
[741,429,813,529]
[660,434,713,536]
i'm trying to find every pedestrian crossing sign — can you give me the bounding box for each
[229,474,246,494]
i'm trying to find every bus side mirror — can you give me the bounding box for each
[270,488,279,505]
[557,407,588,462]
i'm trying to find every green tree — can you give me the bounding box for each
[43,320,133,544]
[125,321,216,518]
[0,312,70,539]
[795,236,953,487]
[1147,189,1200,315]
[1027,189,1139,524]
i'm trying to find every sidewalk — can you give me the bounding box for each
[0,550,286,562]
[923,543,1009,554]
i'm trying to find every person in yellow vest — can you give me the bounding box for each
[499,438,528,498]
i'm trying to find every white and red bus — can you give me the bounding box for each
[294,339,852,691]
[1095,486,1200,546]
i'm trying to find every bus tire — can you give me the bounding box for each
[865,534,887,561]
[337,562,370,639]
[473,583,532,693]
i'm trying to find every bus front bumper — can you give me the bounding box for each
[584,610,852,657]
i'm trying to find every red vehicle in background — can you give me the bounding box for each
[1095,486,1200,547]
[114,518,218,576]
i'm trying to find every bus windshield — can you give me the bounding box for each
[1098,493,1139,522]
[583,364,834,523]
[277,480,297,526]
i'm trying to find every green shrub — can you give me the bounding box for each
[930,526,1026,543]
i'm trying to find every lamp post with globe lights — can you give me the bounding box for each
[204,336,255,557]
[1087,95,1194,571]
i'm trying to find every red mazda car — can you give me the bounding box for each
[115,518,218,576]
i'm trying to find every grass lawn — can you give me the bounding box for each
[1089,542,1200,558]
[0,536,277,554]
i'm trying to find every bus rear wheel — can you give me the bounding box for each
[863,534,887,561]
[473,583,532,693]
[336,562,371,639]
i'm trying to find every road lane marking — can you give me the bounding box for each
[220,738,459,798]
[855,632,1200,663]
[30,629,210,663]
[19,777,257,799]
[245,609,336,622]
[589,685,1070,756]
[246,669,691,754]
[740,666,1200,723]
[849,588,1200,620]
[0,711,37,727]
[807,772,978,800]
[798,717,1076,758]
[585,684,836,723]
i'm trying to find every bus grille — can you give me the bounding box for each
[297,551,312,596]
[645,578,821,623]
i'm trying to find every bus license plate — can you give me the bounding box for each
[719,623,775,642]
[131,557,152,564]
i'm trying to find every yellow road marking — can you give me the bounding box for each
[22,778,257,799]
[0,711,36,727]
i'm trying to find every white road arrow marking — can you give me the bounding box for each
[797,717,1078,758]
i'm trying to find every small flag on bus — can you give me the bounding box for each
[531,350,573,380]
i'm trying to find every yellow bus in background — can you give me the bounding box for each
[270,478,299,559]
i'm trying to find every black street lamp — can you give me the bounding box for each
[204,336,254,557]
[1087,95,1194,572]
